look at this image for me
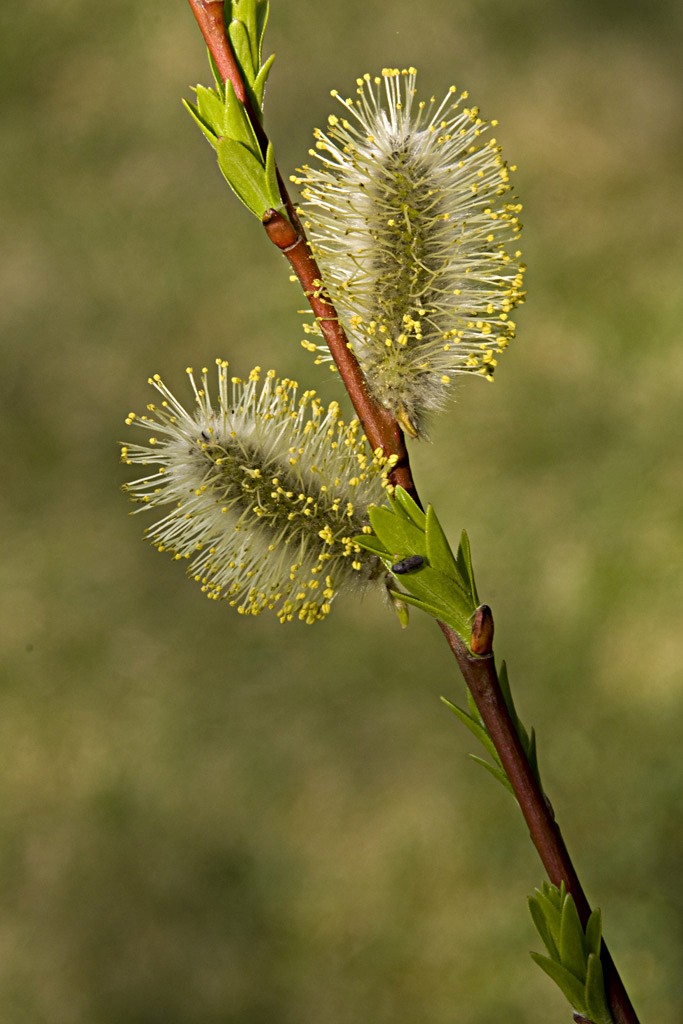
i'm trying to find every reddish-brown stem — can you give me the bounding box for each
[187,0,246,101]
[262,210,415,497]
[185,6,640,1022]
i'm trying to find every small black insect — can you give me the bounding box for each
[391,554,424,575]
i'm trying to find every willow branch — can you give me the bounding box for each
[440,622,638,1024]
[185,6,639,1022]
[186,0,415,497]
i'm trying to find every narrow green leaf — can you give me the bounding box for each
[527,727,540,785]
[468,754,513,792]
[465,688,480,722]
[441,698,501,763]
[497,661,518,725]
[388,590,410,628]
[392,486,427,529]
[232,0,261,68]
[387,589,452,622]
[254,0,269,60]
[215,136,272,218]
[585,953,613,1024]
[183,99,219,145]
[263,140,281,209]
[585,908,603,959]
[194,84,227,135]
[223,79,261,156]
[388,590,471,636]
[530,953,586,1011]
[516,715,533,760]
[352,534,391,558]
[228,18,256,83]
[497,662,541,787]
[456,529,479,604]
[533,889,563,950]
[554,880,568,908]
[207,49,226,97]
[425,504,461,578]
[529,894,560,961]
[559,892,588,983]
[252,52,276,110]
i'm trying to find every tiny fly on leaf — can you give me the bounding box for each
[391,555,424,575]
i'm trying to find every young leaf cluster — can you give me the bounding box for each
[224,0,274,119]
[442,661,540,793]
[354,486,479,639]
[184,0,280,219]
[529,882,613,1024]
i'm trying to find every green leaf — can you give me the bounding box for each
[224,79,261,156]
[585,953,613,1024]
[193,84,227,135]
[497,662,541,788]
[207,49,225,97]
[585,908,602,959]
[401,562,470,604]
[441,698,501,764]
[253,0,269,60]
[215,137,273,218]
[456,529,479,605]
[252,52,275,110]
[396,567,475,631]
[559,891,588,982]
[388,589,472,638]
[530,953,586,1011]
[183,98,219,145]
[231,0,258,67]
[425,504,460,578]
[441,695,515,792]
[352,534,391,558]
[388,590,410,628]
[228,18,256,83]
[392,486,426,529]
[497,661,517,725]
[551,879,567,908]
[534,888,563,951]
[387,588,455,625]
[368,506,425,556]
[529,893,560,961]
[465,687,479,722]
[527,727,540,783]
[263,140,281,209]
[230,0,269,77]
[468,755,513,792]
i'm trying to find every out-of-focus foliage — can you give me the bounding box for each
[1,1,681,1022]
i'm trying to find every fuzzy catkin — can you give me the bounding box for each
[122,360,392,623]
[294,68,526,437]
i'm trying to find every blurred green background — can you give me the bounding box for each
[1,1,682,1021]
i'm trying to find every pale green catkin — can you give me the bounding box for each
[122,360,393,623]
[294,68,526,438]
